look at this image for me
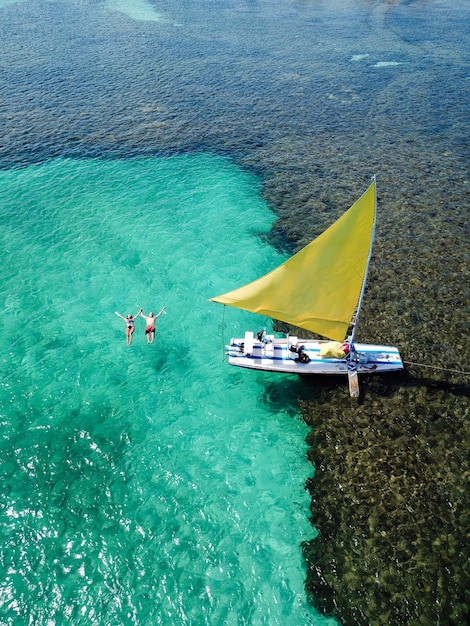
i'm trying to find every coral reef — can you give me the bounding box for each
[300,375,469,625]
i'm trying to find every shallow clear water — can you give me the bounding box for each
[0,0,468,624]
[0,156,335,624]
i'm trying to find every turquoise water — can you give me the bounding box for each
[0,0,468,623]
[0,156,334,624]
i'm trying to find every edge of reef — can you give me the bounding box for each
[255,139,470,626]
[298,372,469,626]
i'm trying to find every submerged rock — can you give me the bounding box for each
[300,375,469,625]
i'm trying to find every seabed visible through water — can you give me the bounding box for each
[0,0,469,624]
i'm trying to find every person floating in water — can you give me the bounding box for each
[115,308,143,345]
[140,307,166,344]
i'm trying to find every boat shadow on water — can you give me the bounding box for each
[295,367,470,404]
[361,368,470,400]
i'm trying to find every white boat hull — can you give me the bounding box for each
[225,335,403,376]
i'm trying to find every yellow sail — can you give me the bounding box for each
[210,179,376,342]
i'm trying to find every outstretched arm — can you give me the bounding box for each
[135,308,143,319]
[115,311,126,321]
[155,306,166,320]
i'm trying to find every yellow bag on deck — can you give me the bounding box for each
[320,341,347,359]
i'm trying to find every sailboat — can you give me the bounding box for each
[210,176,403,397]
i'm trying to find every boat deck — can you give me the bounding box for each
[225,334,403,375]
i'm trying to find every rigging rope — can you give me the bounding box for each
[403,360,470,377]
[221,305,226,363]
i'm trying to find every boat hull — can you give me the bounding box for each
[225,336,403,375]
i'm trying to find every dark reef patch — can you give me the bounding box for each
[300,374,469,625]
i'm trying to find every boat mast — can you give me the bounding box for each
[348,175,377,345]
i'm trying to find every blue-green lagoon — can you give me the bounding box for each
[0,0,468,624]
[0,155,336,624]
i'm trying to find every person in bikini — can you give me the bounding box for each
[140,307,166,344]
[115,308,143,345]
